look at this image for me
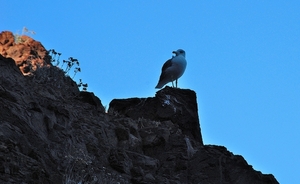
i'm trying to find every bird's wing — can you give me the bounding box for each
[158,58,173,82]
[161,58,173,72]
[155,57,175,88]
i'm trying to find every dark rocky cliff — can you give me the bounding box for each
[0,31,278,184]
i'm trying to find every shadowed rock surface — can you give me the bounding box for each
[109,87,202,144]
[0,34,279,183]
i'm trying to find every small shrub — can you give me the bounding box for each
[14,26,36,44]
[48,49,88,91]
[49,50,81,79]
[77,79,88,91]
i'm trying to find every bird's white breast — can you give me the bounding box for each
[171,55,187,78]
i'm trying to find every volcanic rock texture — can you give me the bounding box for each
[0,31,279,184]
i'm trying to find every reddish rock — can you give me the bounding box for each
[0,31,51,75]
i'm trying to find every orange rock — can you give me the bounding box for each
[0,31,51,75]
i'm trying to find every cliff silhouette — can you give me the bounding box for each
[0,31,278,184]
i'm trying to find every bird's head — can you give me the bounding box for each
[172,49,186,57]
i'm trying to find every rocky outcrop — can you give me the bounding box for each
[109,87,202,144]
[0,31,51,75]
[0,40,279,183]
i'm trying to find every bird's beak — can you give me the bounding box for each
[172,51,177,55]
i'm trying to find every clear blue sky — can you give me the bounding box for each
[2,1,300,183]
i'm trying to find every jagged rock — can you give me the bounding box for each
[108,149,132,174]
[0,45,279,184]
[0,31,51,75]
[76,91,105,113]
[108,87,203,144]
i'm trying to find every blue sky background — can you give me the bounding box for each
[2,1,300,183]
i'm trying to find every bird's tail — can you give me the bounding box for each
[155,83,163,89]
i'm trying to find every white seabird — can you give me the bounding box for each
[155,49,187,89]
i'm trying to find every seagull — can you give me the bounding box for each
[155,49,187,89]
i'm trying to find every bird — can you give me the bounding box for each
[155,49,187,89]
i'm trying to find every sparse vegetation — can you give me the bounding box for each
[48,49,61,66]
[14,26,36,43]
[65,57,80,76]
[48,49,88,91]
[77,79,88,91]
[12,27,89,91]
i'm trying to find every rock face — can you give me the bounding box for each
[109,87,202,144]
[0,38,279,183]
[0,31,51,75]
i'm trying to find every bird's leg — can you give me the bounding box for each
[171,81,174,87]
[175,79,178,88]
